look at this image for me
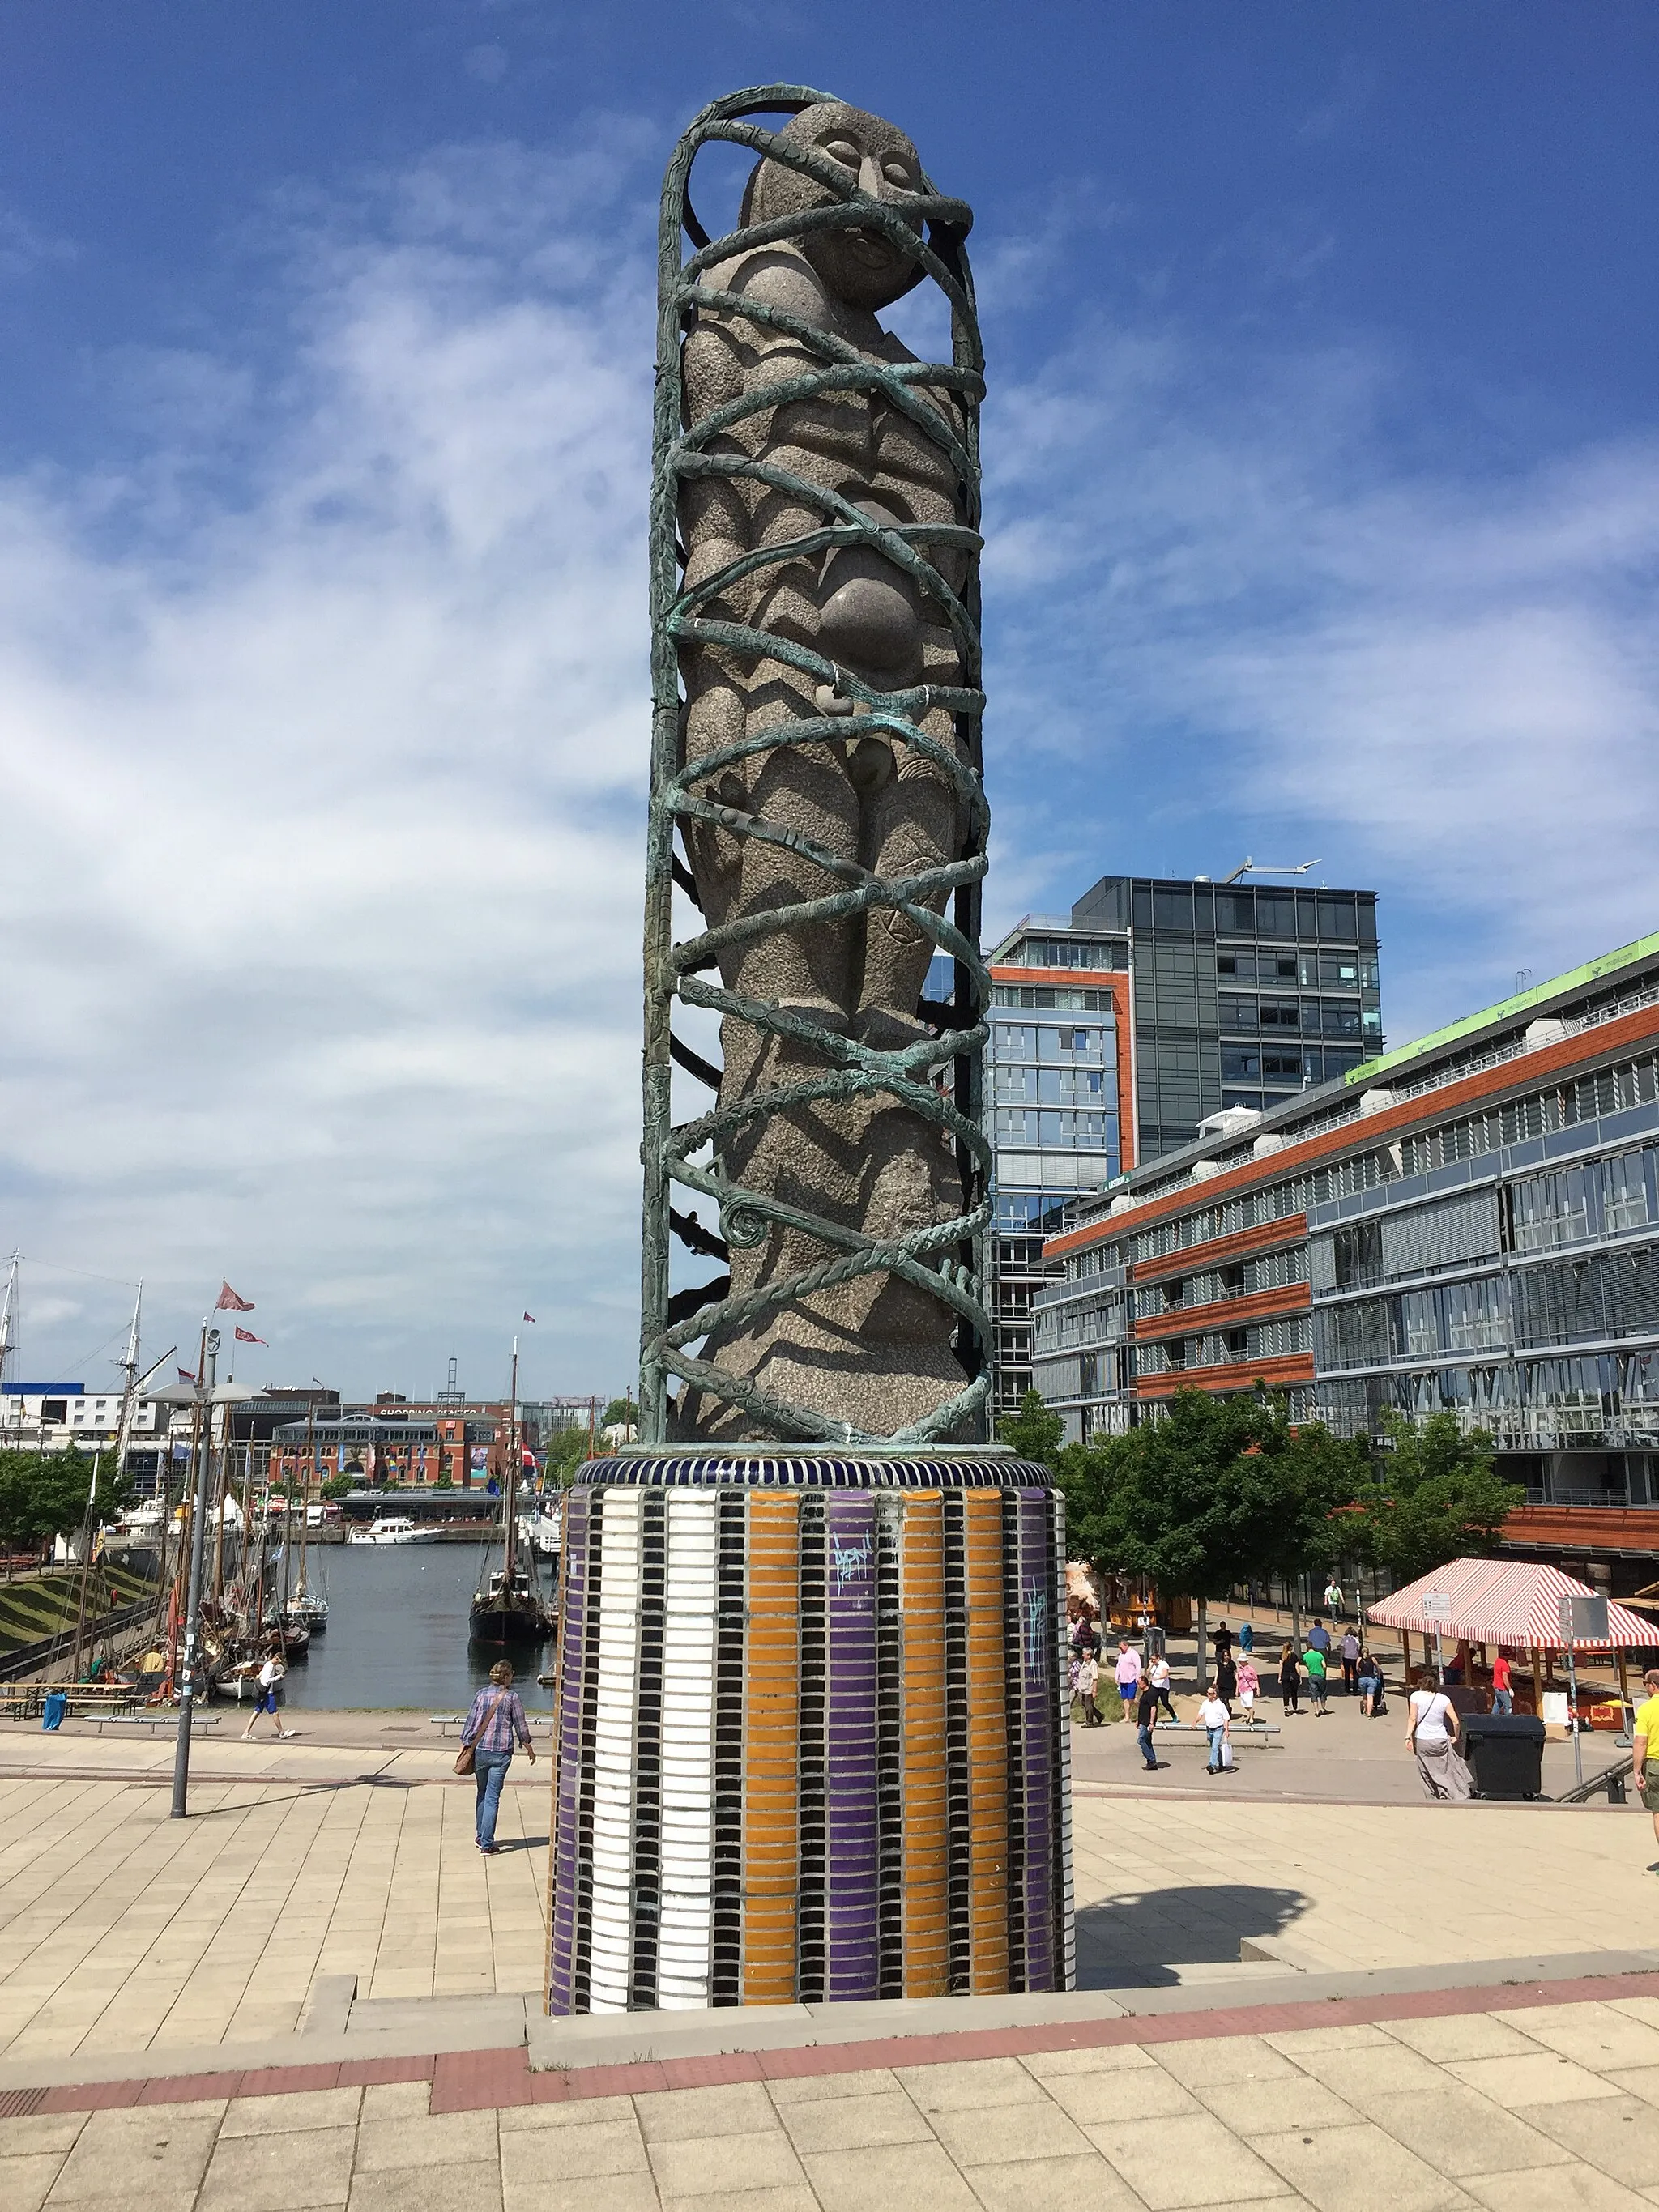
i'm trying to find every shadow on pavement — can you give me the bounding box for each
[1075,1882,1309,1988]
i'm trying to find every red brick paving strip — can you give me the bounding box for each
[22,1969,1659,2115]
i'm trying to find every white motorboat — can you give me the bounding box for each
[346,1515,438,1546]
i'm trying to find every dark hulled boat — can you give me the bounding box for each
[467,1336,553,1647]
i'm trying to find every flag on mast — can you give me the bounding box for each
[234,1327,267,1345]
[522,1311,536,1323]
[216,1281,255,1312]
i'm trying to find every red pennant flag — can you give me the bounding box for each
[216,1280,255,1311]
[522,1310,536,1323]
[234,1326,267,1345]
[177,1366,198,1384]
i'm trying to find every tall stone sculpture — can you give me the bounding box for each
[642,88,990,1445]
[548,88,1071,2023]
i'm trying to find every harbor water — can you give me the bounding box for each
[273,1540,555,1713]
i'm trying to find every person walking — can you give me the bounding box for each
[1632,1669,1659,1868]
[1213,1621,1235,1667]
[1198,1682,1232,1774]
[1113,1639,1142,1722]
[1236,1654,1260,1724]
[1407,1670,1471,1801]
[1076,1644,1102,1727]
[460,1660,536,1853]
[1307,1617,1333,1663]
[1356,1648,1383,1717]
[1278,1643,1302,1715]
[242,1638,298,1741]
[1339,1626,1361,1697]
[1238,1619,1254,1658]
[1491,1650,1514,1716]
[1324,1575,1345,1622]
[1148,1647,1178,1721]
[1304,1639,1332,1716]
[1135,1678,1162,1771]
[1216,1650,1238,1713]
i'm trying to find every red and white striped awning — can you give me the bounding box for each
[1367,1558,1657,1652]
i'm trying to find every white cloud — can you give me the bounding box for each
[979,317,1659,1036]
[0,139,659,1397]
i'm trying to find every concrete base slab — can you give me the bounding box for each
[526,1946,1659,2071]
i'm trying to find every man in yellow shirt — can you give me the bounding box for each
[1633,1669,1659,1861]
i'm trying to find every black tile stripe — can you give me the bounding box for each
[629,1490,666,2009]
[573,1489,603,2014]
[795,1492,828,2005]
[874,1493,906,1999]
[941,1491,972,1995]
[1000,1489,1028,1993]
[710,1490,748,2005]
[1047,1490,1072,1988]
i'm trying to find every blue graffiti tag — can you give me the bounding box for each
[1025,1587,1050,1677]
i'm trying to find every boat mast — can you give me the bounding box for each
[503,1336,519,1579]
[0,1251,17,1392]
[295,1400,313,1603]
[68,1281,142,1681]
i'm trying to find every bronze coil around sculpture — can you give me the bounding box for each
[640,86,992,1448]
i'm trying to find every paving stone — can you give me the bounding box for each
[1446,2053,1625,2110]
[1082,2109,1289,2208]
[1034,2063,1201,2124]
[1360,2084,1576,2181]
[958,2152,1148,2210]
[926,2099,1094,2166]
[659,2192,817,2212]
[1463,2167,1650,2210]
[1525,2095,1659,2187]
[774,2089,933,2152]
[46,2106,221,2203]
[498,2117,648,2187]
[0,2150,64,2212]
[1491,2004,1659,2073]
[1151,2038,1304,2089]
[802,2137,983,2211]
[220,2088,362,2136]
[1198,2076,1358,2136]
[1251,2120,1472,2210]
[647,2128,806,2198]
[1383,2017,1544,2065]
[1018,2044,1162,2079]
[894,2058,1052,2113]
[0,2114,87,2156]
[497,2094,638,2130]
[198,2125,356,2212]
[354,2110,499,2170]
[766,2068,899,2104]
[635,2083,780,2142]
[346,2165,504,2212]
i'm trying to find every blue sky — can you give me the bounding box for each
[1,3,1655,1400]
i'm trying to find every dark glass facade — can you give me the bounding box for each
[1068,875,1383,1163]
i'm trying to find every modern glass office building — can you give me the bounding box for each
[979,873,1382,1416]
[1031,932,1659,1591]
[1066,874,1384,1163]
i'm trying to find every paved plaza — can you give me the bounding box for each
[11,1987,1659,2210]
[2,1714,1656,2205]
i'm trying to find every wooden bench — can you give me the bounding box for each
[1145,1723,1282,1749]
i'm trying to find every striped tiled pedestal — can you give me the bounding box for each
[545,1450,1073,2016]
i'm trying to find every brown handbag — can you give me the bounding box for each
[454,1743,475,1775]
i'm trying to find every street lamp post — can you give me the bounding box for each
[153,1333,255,1820]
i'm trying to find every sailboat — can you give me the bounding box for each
[283,1402,329,1633]
[468,1336,553,1647]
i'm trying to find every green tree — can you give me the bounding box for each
[433,1472,454,1490]
[602,1395,639,1432]
[545,1425,596,1486]
[0,1447,134,1554]
[1350,1411,1525,1585]
[996,1389,1064,1468]
[1054,1389,1365,1667]
[318,1473,353,1502]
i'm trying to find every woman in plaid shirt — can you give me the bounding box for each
[463,1660,536,1853]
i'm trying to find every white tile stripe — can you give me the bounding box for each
[655,1490,718,2008]
[586,1489,642,2014]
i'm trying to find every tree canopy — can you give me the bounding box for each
[1050,1387,1366,1601]
[1346,1411,1525,1583]
[0,1448,135,1553]
[996,1389,1064,1468]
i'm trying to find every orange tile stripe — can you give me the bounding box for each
[899,1491,949,1997]
[741,1494,799,2005]
[962,1490,1009,1994]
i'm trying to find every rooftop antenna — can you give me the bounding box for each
[437,1353,463,1409]
[1220,858,1322,886]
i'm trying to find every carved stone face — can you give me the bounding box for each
[747,100,928,312]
